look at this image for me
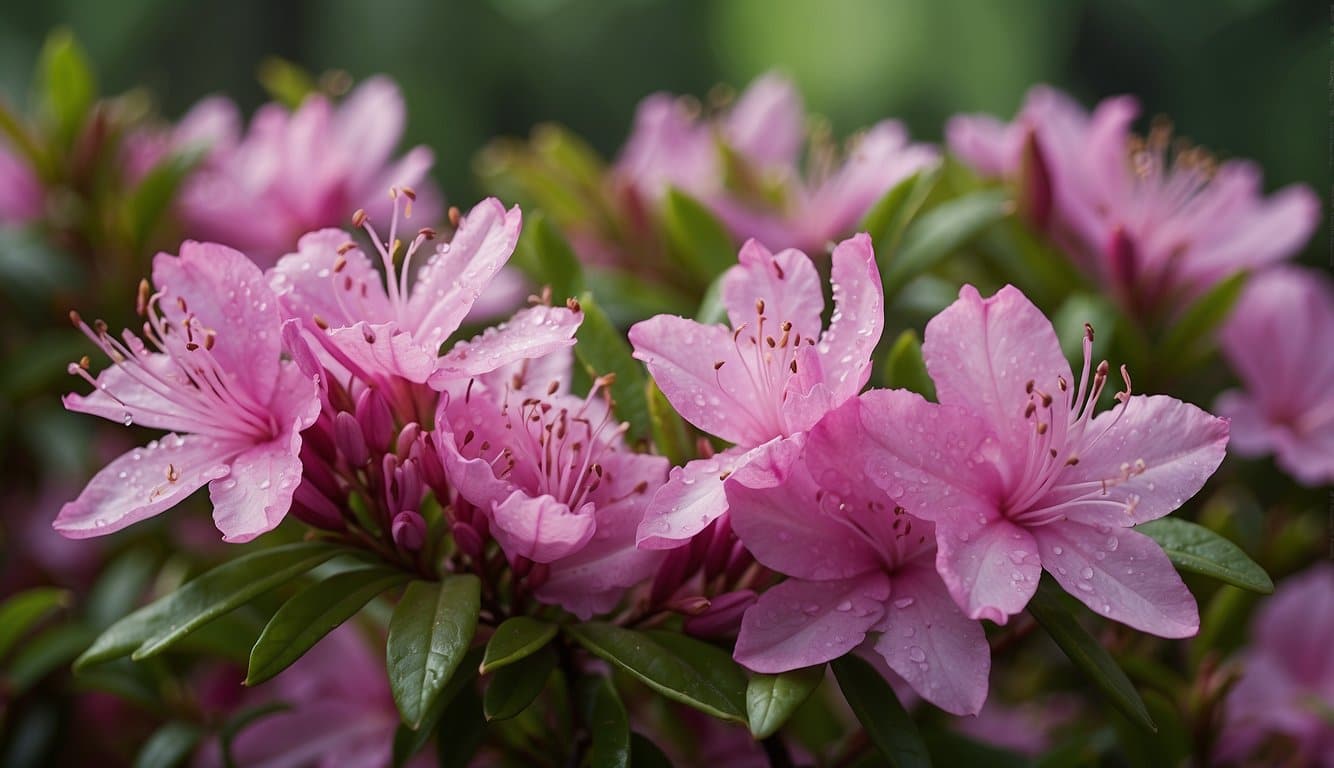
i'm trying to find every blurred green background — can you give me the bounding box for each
[0,0,1323,206]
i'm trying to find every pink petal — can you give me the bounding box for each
[429,305,581,386]
[946,114,1016,177]
[1252,563,1334,689]
[725,73,804,169]
[934,516,1041,625]
[815,233,883,401]
[628,315,778,445]
[405,199,522,350]
[209,432,305,543]
[332,76,405,182]
[734,573,890,673]
[362,146,439,227]
[54,435,233,538]
[63,354,202,433]
[636,446,757,550]
[152,242,284,403]
[923,284,1073,459]
[722,240,824,341]
[267,362,322,434]
[490,491,596,564]
[172,96,241,154]
[325,322,438,383]
[873,561,990,716]
[1058,395,1228,526]
[1035,522,1198,637]
[268,229,392,329]
[1193,182,1319,279]
[615,93,717,201]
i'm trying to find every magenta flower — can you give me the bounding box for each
[178,77,440,265]
[0,140,42,225]
[728,438,991,715]
[58,242,320,542]
[1216,267,1334,486]
[1218,563,1334,766]
[434,364,669,619]
[948,86,1318,313]
[268,196,580,399]
[629,233,882,549]
[819,285,1227,635]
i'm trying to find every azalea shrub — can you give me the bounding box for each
[2,30,1331,768]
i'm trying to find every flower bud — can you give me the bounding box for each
[334,410,369,467]
[355,388,394,453]
[684,590,756,638]
[391,510,426,552]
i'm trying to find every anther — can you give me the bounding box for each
[713,361,725,370]
[1084,323,1094,342]
[418,227,436,240]
[1057,376,1068,392]
[447,206,461,227]
[166,464,179,483]
[337,241,357,255]
[69,310,83,328]
[136,280,151,316]
[1036,422,1048,435]
[313,315,329,330]
[547,380,559,395]
[78,355,90,370]
[1065,456,1080,466]
[566,298,581,313]
[1025,379,1035,394]
[755,299,765,316]
[352,209,367,227]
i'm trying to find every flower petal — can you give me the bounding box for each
[934,516,1041,625]
[1035,522,1198,638]
[815,233,883,401]
[63,354,204,433]
[54,435,233,538]
[724,73,804,169]
[946,114,1016,177]
[873,561,990,716]
[637,446,759,550]
[332,76,405,182]
[429,305,581,386]
[490,491,596,564]
[209,432,305,543]
[722,240,824,342]
[734,572,890,673]
[325,321,438,384]
[268,229,392,329]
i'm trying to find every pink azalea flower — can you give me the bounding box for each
[1216,266,1334,486]
[947,86,1318,313]
[1217,563,1334,767]
[629,233,882,549]
[728,437,991,716]
[433,361,669,619]
[177,77,440,266]
[268,196,581,408]
[58,242,320,542]
[817,284,1227,635]
[0,140,42,225]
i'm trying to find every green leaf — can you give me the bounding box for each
[480,617,557,674]
[0,587,69,660]
[387,575,481,729]
[694,271,728,325]
[646,379,691,467]
[565,622,747,722]
[1051,292,1118,368]
[514,212,586,303]
[75,542,339,670]
[86,549,158,630]
[133,722,201,768]
[880,330,936,401]
[1027,578,1155,732]
[831,654,931,768]
[256,57,317,109]
[630,733,674,768]
[35,28,96,149]
[391,647,483,766]
[662,188,737,284]
[124,149,204,250]
[573,292,652,444]
[883,190,1009,298]
[747,665,824,740]
[579,675,631,768]
[1157,271,1248,372]
[247,565,409,685]
[1137,518,1272,594]
[483,644,555,721]
[436,682,487,768]
[6,623,95,693]
[860,168,942,258]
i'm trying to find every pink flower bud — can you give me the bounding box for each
[684,590,756,638]
[390,510,426,552]
[334,410,369,467]
[355,388,394,453]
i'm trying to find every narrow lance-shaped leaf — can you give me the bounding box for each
[1027,577,1156,732]
[860,167,942,258]
[0,587,69,660]
[663,188,738,285]
[132,722,201,768]
[880,329,936,401]
[76,542,340,670]
[831,654,932,768]
[387,575,481,729]
[747,665,825,740]
[1137,518,1273,594]
[483,644,556,721]
[579,675,631,768]
[392,647,483,767]
[646,379,692,467]
[514,211,586,304]
[1157,271,1248,373]
[573,292,652,444]
[883,190,1009,298]
[35,28,96,150]
[480,616,557,674]
[247,565,409,685]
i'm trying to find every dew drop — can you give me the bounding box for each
[907,646,926,663]
[836,600,853,612]
[893,597,915,609]
[122,412,134,426]
[1080,567,1094,579]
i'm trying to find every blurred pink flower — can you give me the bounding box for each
[629,234,882,549]
[434,361,669,619]
[177,77,441,265]
[948,86,1318,314]
[0,140,42,225]
[729,437,990,715]
[952,694,1080,756]
[1218,563,1334,767]
[823,285,1226,634]
[58,241,320,542]
[1216,266,1334,486]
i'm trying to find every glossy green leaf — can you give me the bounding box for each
[256,57,316,109]
[76,542,339,670]
[1027,578,1155,732]
[387,575,481,729]
[247,566,409,685]
[0,587,69,660]
[124,150,204,250]
[646,379,691,467]
[747,665,824,740]
[7,623,95,693]
[860,167,942,258]
[514,211,586,303]
[831,654,931,768]
[573,292,651,444]
[391,647,483,766]
[1157,270,1247,371]
[35,28,96,148]
[579,675,631,768]
[1137,518,1272,594]
[880,329,936,401]
[565,622,747,722]
[480,617,557,674]
[483,644,555,721]
[1051,292,1118,367]
[133,722,201,768]
[883,190,1008,297]
[695,271,728,325]
[662,188,737,283]
[436,682,487,768]
[86,549,158,630]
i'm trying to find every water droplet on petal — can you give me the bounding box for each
[1080,566,1094,579]
[836,600,853,612]
[893,597,915,609]
[908,646,926,663]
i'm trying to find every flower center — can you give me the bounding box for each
[712,298,813,437]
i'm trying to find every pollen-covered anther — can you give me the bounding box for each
[336,241,357,255]
[166,464,179,483]
[713,360,725,371]
[332,255,348,273]
[566,297,581,313]
[136,280,151,316]
[351,208,367,228]
[447,206,461,228]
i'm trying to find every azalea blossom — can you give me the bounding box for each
[728,437,991,716]
[433,359,669,619]
[947,86,1318,314]
[1217,563,1334,766]
[629,233,882,549]
[1216,266,1334,486]
[58,241,320,542]
[0,140,42,225]
[177,76,440,265]
[815,285,1227,635]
